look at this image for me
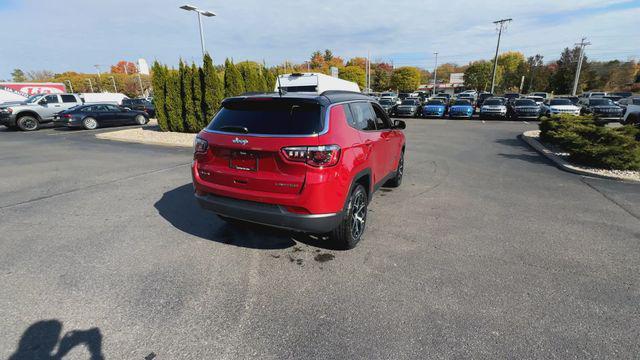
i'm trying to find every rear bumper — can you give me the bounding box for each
[195,192,343,233]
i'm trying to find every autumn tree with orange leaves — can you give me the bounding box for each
[110,61,138,74]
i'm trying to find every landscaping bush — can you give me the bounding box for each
[539,115,640,170]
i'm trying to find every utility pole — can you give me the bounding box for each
[109,76,117,92]
[432,52,438,96]
[490,18,512,94]
[65,80,74,93]
[366,51,371,93]
[572,37,591,96]
[137,74,144,96]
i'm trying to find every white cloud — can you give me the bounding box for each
[0,0,638,78]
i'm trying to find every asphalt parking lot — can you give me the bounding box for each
[1,120,639,359]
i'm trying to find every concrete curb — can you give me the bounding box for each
[520,130,640,183]
[95,129,195,149]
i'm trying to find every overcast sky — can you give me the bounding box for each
[1,0,639,79]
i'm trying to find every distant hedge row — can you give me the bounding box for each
[539,115,640,170]
[151,55,277,133]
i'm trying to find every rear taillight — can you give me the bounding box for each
[62,114,72,119]
[194,137,208,154]
[281,145,341,167]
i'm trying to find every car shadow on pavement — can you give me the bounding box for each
[8,320,104,360]
[495,137,552,165]
[154,184,340,250]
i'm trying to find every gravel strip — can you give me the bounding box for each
[95,122,196,148]
[523,130,640,182]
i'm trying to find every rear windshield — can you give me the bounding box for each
[379,99,394,105]
[401,100,418,105]
[207,100,323,135]
[483,99,503,105]
[504,93,520,98]
[515,100,536,106]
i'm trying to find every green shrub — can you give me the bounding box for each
[539,115,640,170]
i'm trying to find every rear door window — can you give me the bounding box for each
[347,102,376,131]
[61,95,77,103]
[207,99,323,135]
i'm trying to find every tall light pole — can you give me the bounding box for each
[180,4,216,58]
[432,52,438,96]
[572,37,591,96]
[86,78,94,92]
[109,76,117,92]
[490,18,511,94]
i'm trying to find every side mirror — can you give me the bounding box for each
[393,120,406,130]
[39,99,48,105]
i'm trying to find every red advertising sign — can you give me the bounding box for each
[0,82,66,103]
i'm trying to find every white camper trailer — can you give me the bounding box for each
[275,73,360,94]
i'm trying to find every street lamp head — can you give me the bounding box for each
[180,4,197,11]
[200,11,216,17]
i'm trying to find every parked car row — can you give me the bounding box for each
[0,93,153,131]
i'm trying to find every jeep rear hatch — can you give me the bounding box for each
[196,98,324,195]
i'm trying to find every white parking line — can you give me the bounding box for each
[523,121,529,124]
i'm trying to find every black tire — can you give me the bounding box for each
[385,151,404,188]
[16,115,39,131]
[134,114,148,125]
[330,184,368,250]
[82,117,99,130]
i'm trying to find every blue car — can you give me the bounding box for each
[448,99,475,119]
[421,99,447,118]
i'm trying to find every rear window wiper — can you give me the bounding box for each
[219,125,249,134]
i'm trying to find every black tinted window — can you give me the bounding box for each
[550,99,572,106]
[515,100,536,106]
[589,99,613,106]
[207,99,323,135]
[426,100,444,105]
[484,99,503,105]
[44,95,59,103]
[348,102,376,131]
[454,100,471,106]
[61,95,77,103]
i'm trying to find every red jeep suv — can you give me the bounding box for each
[192,91,406,249]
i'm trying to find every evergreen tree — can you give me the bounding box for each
[11,69,26,82]
[202,53,224,122]
[165,68,184,132]
[150,61,169,131]
[191,62,205,130]
[238,61,267,92]
[224,58,245,97]
[264,67,277,93]
[180,60,198,133]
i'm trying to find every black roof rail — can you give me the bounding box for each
[319,90,365,97]
[240,91,269,96]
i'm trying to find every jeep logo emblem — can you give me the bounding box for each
[232,137,248,145]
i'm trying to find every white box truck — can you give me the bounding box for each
[275,73,360,94]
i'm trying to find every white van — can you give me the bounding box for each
[80,92,129,105]
[275,73,360,94]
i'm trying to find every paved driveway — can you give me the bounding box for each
[1,120,638,359]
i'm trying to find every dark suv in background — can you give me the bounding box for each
[122,98,155,117]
